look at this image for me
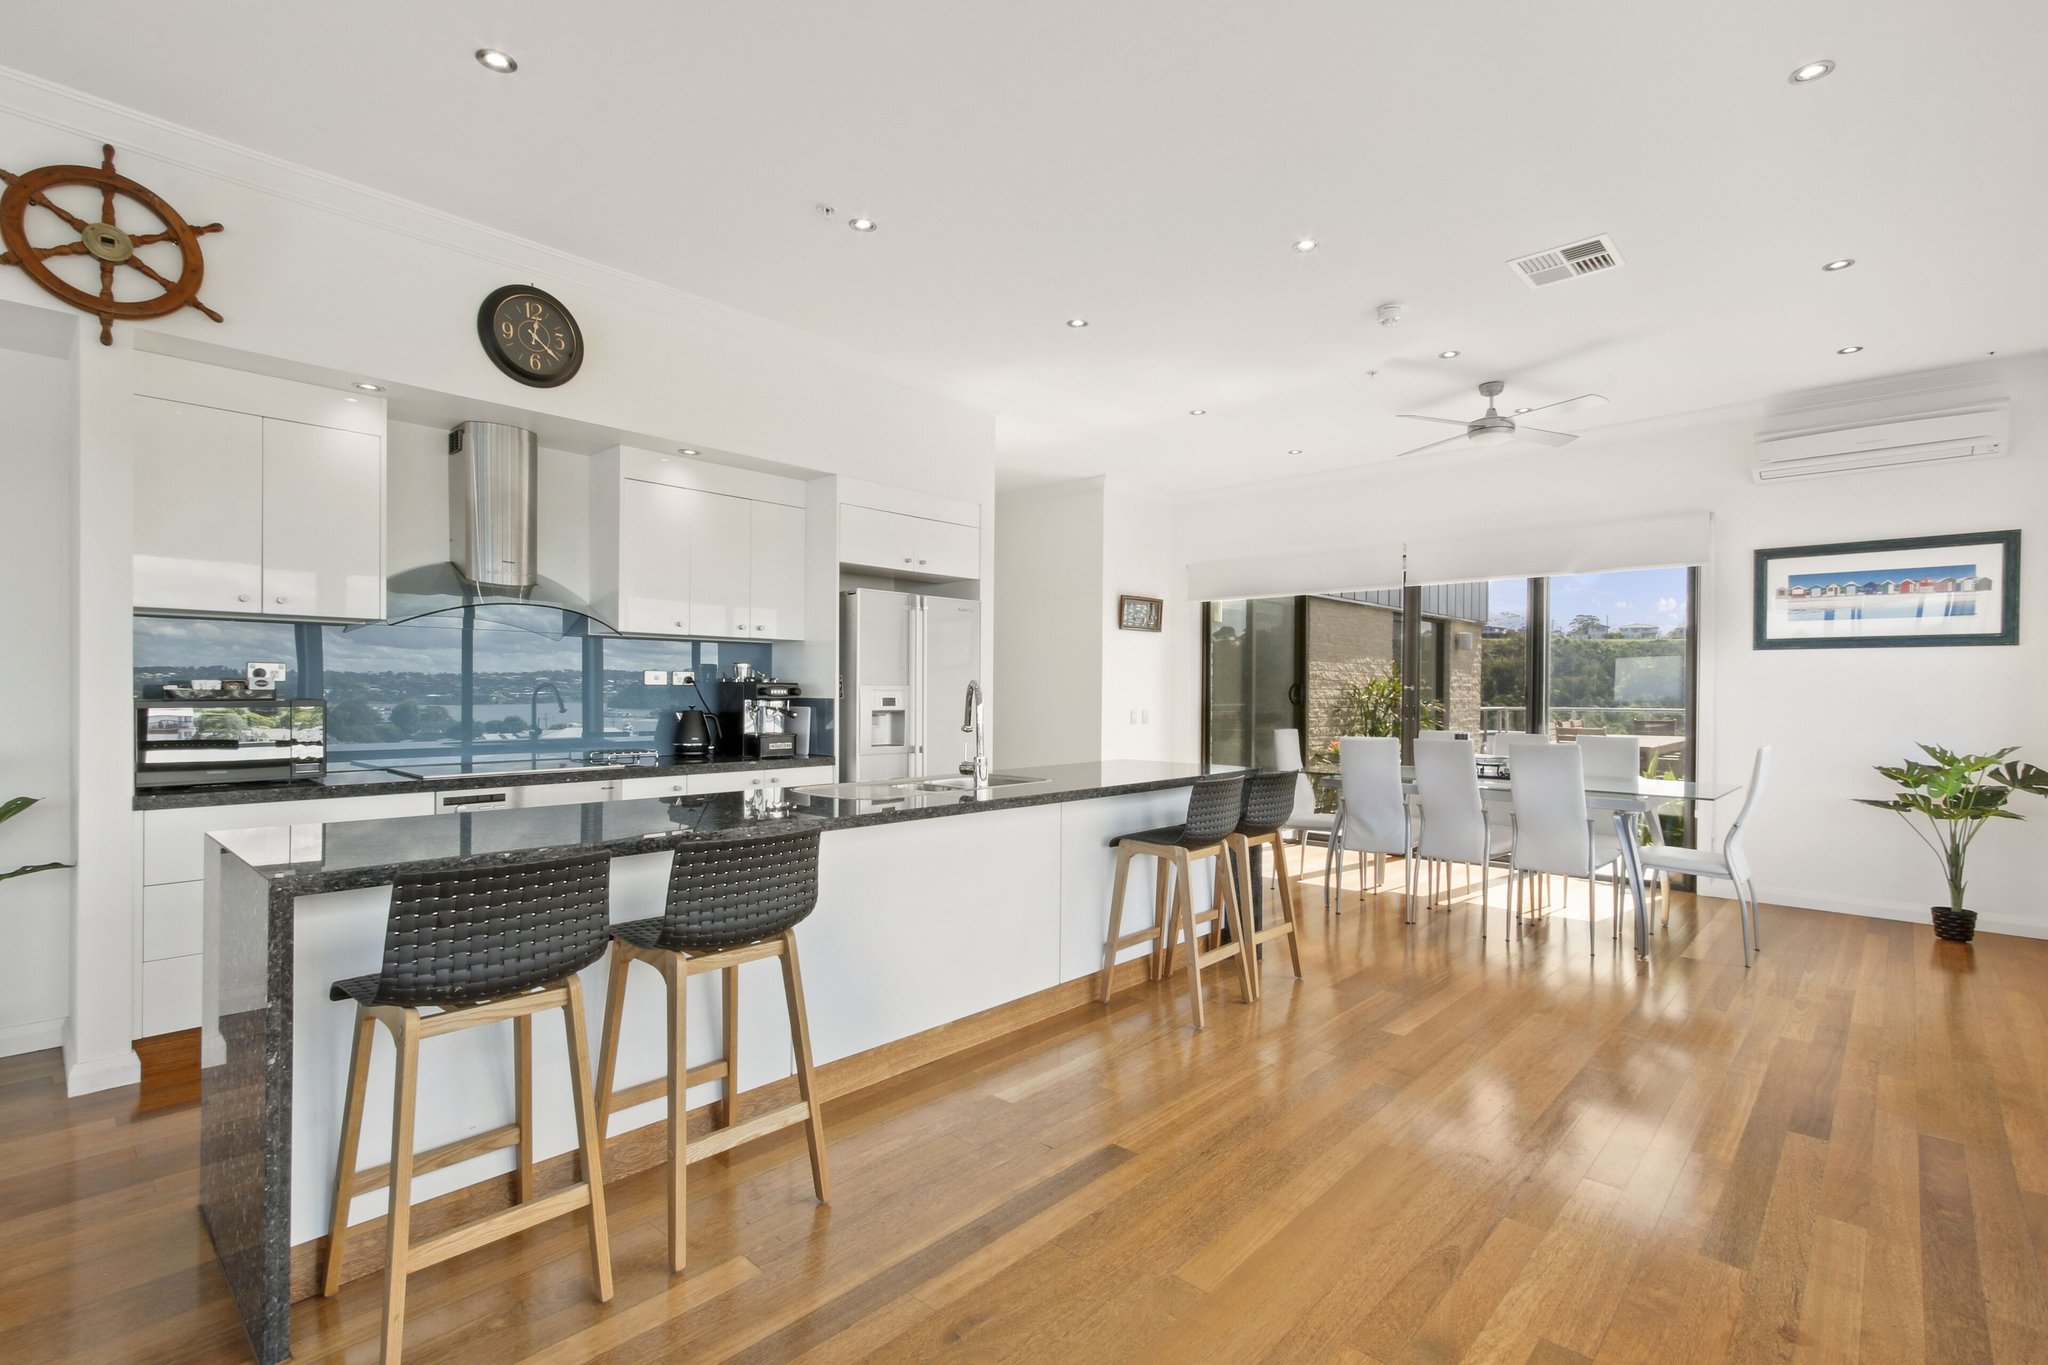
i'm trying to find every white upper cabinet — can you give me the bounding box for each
[748,500,807,640]
[132,389,385,622]
[615,479,695,635]
[590,447,807,640]
[838,503,980,579]
[133,398,265,613]
[261,421,384,621]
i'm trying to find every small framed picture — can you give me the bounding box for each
[1118,594,1164,632]
[1754,529,2020,650]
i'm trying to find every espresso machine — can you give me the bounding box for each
[718,677,801,758]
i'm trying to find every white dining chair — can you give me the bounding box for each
[1638,746,1771,967]
[1273,727,1336,887]
[1411,735,1512,931]
[1576,735,1647,907]
[1329,736,1413,915]
[1507,741,1625,951]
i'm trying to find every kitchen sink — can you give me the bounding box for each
[892,773,1046,793]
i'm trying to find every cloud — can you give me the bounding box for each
[1656,596,1679,614]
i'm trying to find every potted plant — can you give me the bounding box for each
[1855,744,2048,942]
[3,794,70,885]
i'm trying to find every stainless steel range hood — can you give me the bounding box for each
[381,420,617,637]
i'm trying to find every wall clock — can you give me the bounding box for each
[0,144,224,345]
[478,284,584,387]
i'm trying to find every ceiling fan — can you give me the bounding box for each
[1393,381,1606,458]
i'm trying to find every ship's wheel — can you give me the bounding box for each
[0,143,224,345]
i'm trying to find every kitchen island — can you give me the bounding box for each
[198,761,1205,1364]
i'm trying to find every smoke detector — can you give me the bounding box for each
[1507,234,1624,288]
[1376,302,1404,327]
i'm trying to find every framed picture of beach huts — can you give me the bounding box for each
[1754,529,2020,650]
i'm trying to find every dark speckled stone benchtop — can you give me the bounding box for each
[197,760,1203,1364]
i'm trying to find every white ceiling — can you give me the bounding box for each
[8,1,2047,493]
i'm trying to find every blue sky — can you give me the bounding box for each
[1483,567,1688,631]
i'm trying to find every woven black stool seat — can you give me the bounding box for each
[328,851,613,1007]
[617,828,821,953]
[1235,769,1299,838]
[1109,772,1246,850]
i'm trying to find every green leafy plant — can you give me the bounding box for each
[1854,745,2048,913]
[2,795,70,884]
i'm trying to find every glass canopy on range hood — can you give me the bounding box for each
[376,561,620,640]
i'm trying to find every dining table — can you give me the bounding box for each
[1312,766,1745,960]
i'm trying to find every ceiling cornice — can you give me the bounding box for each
[0,64,1008,416]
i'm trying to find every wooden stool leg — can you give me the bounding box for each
[512,1014,535,1202]
[1099,844,1134,1002]
[662,958,689,1273]
[561,973,614,1301]
[1149,856,1169,980]
[779,930,832,1204]
[720,964,741,1129]
[1270,833,1305,979]
[380,1009,421,1365]
[1159,855,1182,982]
[1229,838,1258,1000]
[1221,848,1257,1004]
[321,1010,375,1298]
[593,945,630,1135]
[1172,850,1205,1030]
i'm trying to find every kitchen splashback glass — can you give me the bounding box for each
[133,613,772,766]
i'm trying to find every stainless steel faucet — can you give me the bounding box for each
[530,680,567,759]
[960,680,989,788]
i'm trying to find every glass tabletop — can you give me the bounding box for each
[1304,766,1741,803]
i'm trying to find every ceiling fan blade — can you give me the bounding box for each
[1395,413,1471,426]
[1394,433,1473,459]
[1513,426,1577,447]
[1517,393,1607,419]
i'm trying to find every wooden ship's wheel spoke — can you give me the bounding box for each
[0,144,225,345]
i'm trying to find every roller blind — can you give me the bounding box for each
[1186,511,1711,601]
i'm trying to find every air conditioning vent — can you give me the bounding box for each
[1509,234,1625,288]
[1751,404,2009,483]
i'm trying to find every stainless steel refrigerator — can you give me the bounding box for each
[840,590,982,783]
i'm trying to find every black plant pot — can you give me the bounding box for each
[1931,905,1978,943]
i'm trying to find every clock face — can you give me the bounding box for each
[477,286,584,387]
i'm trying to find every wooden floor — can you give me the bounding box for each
[6,857,2048,1363]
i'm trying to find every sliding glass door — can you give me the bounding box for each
[1204,598,1300,771]
[1543,567,1693,779]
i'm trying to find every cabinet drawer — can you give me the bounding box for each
[618,775,694,801]
[143,881,204,961]
[141,955,202,1037]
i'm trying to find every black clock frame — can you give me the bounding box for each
[476,284,585,388]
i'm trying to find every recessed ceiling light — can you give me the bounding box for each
[1066,318,1090,328]
[678,448,699,455]
[1836,345,1864,354]
[475,48,518,74]
[1189,409,1207,416]
[352,381,383,392]
[1287,449,1303,455]
[847,217,877,233]
[1789,59,1835,84]
[1822,258,1856,272]
[1293,239,1318,253]
[1439,350,1460,359]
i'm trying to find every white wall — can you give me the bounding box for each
[1170,355,2048,937]
[0,341,76,1056]
[1100,483,1177,761]
[0,75,999,1090]
[993,481,1103,766]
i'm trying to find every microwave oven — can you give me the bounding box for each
[135,697,327,788]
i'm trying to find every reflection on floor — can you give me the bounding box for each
[3,854,2043,1363]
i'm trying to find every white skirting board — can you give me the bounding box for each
[0,1016,66,1060]
[1700,878,2047,939]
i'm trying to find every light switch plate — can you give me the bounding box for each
[642,670,669,686]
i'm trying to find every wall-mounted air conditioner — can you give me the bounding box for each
[1751,404,2009,483]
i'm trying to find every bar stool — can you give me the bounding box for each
[1098,772,1254,1029]
[592,829,829,1274]
[1230,770,1306,997]
[322,851,615,1365]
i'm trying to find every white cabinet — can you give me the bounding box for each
[133,396,385,622]
[748,500,807,639]
[592,448,808,641]
[261,421,384,621]
[617,767,821,800]
[618,773,693,801]
[616,480,695,636]
[838,504,979,579]
[133,399,265,613]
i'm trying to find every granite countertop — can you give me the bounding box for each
[132,754,835,811]
[209,760,1205,895]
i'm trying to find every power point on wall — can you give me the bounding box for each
[642,670,670,686]
[676,670,696,686]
